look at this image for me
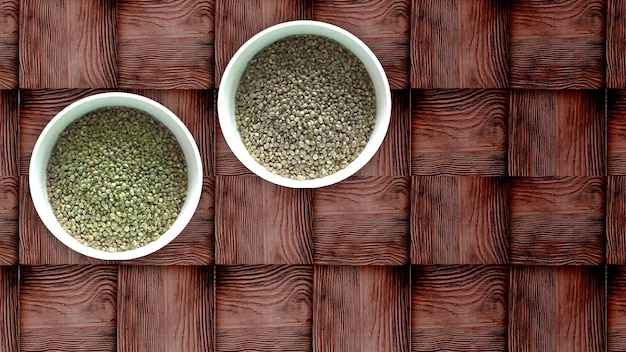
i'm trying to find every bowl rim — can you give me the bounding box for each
[29,92,203,260]
[217,20,391,188]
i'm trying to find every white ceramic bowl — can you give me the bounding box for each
[29,92,203,260]
[218,20,391,188]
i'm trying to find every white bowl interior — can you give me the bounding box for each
[218,20,391,188]
[29,92,203,260]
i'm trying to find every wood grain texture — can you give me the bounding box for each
[510,0,605,38]
[509,0,605,89]
[411,89,508,175]
[20,177,113,265]
[313,176,409,265]
[0,90,17,176]
[118,266,213,352]
[608,0,626,88]
[313,0,409,90]
[411,0,508,88]
[355,90,410,177]
[19,0,117,88]
[411,265,507,351]
[215,176,312,265]
[412,176,508,265]
[0,0,18,88]
[216,265,312,352]
[509,90,605,177]
[609,265,626,351]
[215,0,312,87]
[0,266,17,352]
[608,90,626,174]
[126,89,215,177]
[118,0,214,89]
[20,265,117,352]
[19,89,112,175]
[314,265,409,352]
[0,177,18,265]
[215,119,252,175]
[509,177,605,265]
[608,177,626,264]
[510,266,605,352]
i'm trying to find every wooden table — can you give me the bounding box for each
[0,0,623,351]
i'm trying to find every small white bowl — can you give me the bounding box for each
[218,20,391,188]
[29,92,203,260]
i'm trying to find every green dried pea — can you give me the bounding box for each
[47,106,187,252]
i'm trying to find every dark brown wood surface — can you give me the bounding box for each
[509,0,605,89]
[411,89,508,175]
[411,0,508,89]
[0,0,18,90]
[216,265,313,351]
[1,0,624,351]
[412,265,507,351]
[20,265,118,351]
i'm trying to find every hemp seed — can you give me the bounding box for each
[235,34,376,180]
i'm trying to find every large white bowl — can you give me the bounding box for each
[29,92,203,260]
[218,20,391,188]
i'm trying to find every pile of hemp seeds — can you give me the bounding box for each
[235,34,376,180]
[46,106,187,252]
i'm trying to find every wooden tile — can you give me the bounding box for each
[412,176,508,265]
[313,176,409,265]
[215,0,311,87]
[118,266,213,352]
[126,89,215,177]
[0,0,18,89]
[0,90,17,176]
[313,0,410,90]
[355,90,410,177]
[20,177,113,265]
[608,0,626,88]
[509,177,605,265]
[19,89,112,175]
[0,177,18,265]
[608,90,626,175]
[609,266,626,351]
[608,177,626,264]
[509,90,605,177]
[0,266,17,352]
[19,0,117,89]
[215,176,312,265]
[117,0,214,89]
[411,0,508,89]
[411,265,507,351]
[20,265,117,352]
[216,265,312,352]
[215,118,252,175]
[215,119,253,176]
[510,266,605,351]
[315,265,409,352]
[411,89,508,176]
[509,0,605,89]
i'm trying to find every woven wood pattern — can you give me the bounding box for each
[1,0,624,350]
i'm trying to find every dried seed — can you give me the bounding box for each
[47,106,187,252]
[235,34,376,180]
